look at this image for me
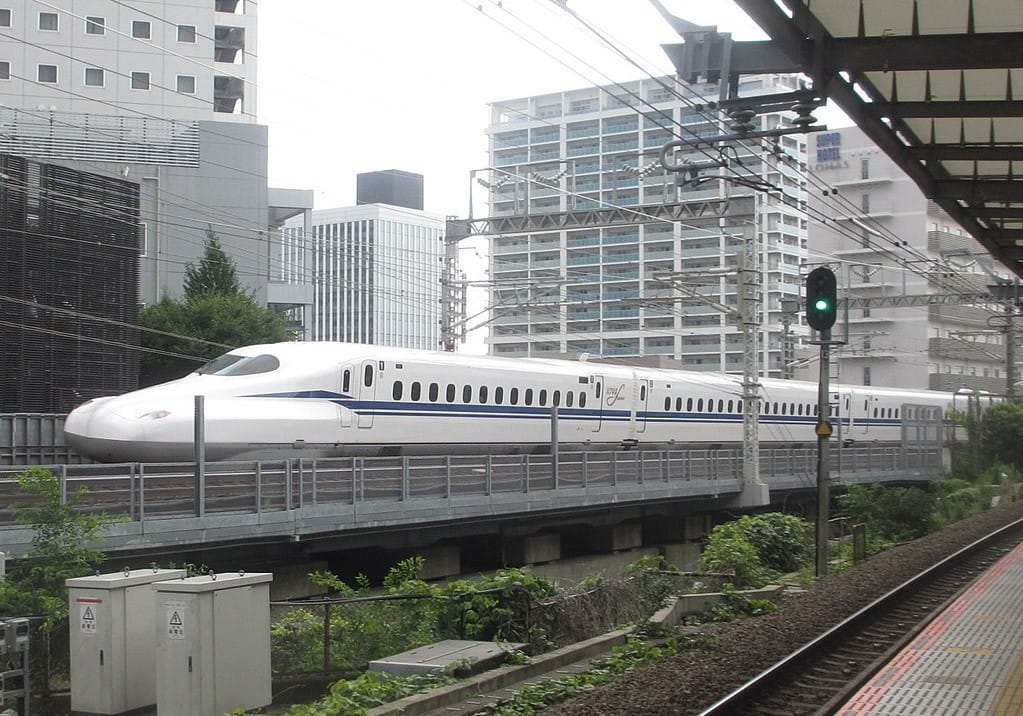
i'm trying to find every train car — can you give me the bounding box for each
[63,341,956,463]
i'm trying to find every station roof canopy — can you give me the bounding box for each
[731,0,1023,278]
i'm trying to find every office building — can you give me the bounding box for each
[485,75,808,375]
[807,126,1009,392]
[284,204,445,350]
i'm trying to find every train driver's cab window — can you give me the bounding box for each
[364,364,373,387]
[198,353,280,376]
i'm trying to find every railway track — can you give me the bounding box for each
[698,517,1023,716]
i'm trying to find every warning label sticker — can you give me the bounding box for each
[79,602,98,634]
[167,607,185,640]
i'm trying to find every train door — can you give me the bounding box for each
[590,374,604,432]
[340,365,354,428]
[635,375,650,433]
[358,360,377,428]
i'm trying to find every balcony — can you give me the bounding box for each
[214,26,245,63]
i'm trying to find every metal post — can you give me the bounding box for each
[816,337,832,578]
[194,395,205,517]
[550,405,559,489]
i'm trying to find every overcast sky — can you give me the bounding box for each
[256,0,777,217]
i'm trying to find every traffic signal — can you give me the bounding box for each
[805,267,837,331]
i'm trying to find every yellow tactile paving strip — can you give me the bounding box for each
[840,541,1023,715]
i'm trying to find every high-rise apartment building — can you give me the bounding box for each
[284,204,445,350]
[485,75,807,376]
[0,0,256,122]
[807,126,1009,393]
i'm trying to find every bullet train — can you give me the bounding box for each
[64,341,959,463]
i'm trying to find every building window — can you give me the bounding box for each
[131,20,151,39]
[37,64,57,83]
[860,158,869,180]
[84,67,104,87]
[863,367,871,386]
[0,61,8,80]
[39,12,58,31]
[176,75,195,94]
[85,16,104,34]
[0,9,11,27]
[861,193,870,213]
[130,71,150,90]
[177,24,196,42]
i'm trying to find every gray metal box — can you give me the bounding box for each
[66,568,187,715]
[153,572,273,716]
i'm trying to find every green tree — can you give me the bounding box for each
[979,402,1023,472]
[0,468,116,684]
[137,230,295,386]
[183,227,242,298]
[697,513,812,588]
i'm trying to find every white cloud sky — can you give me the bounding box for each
[256,0,774,216]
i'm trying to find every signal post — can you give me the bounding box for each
[806,267,838,578]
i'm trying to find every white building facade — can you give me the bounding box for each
[0,0,255,121]
[807,126,1009,393]
[285,205,446,351]
[485,75,808,376]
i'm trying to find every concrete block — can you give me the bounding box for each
[270,560,328,601]
[505,534,561,565]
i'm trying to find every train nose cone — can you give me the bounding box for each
[64,398,150,462]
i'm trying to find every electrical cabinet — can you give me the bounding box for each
[153,572,273,716]
[66,568,187,715]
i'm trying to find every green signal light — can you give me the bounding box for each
[814,298,830,311]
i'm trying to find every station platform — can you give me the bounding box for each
[840,540,1023,715]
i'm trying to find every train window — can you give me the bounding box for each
[342,369,351,393]
[845,397,850,410]
[717,399,724,413]
[566,391,574,407]
[814,405,819,416]
[727,399,734,413]
[429,383,439,401]
[579,392,587,408]
[525,388,534,406]
[737,400,743,413]
[495,387,504,404]
[392,381,402,400]
[479,386,488,403]
[462,385,472,403]
[664,397,671,411]
[595,381,602,398]
[640,385,647,401]
[864,400,869,411]
[797,404,803,416]
[894,408,899,419]
[446,384,456,402]
[364,364,374,388]
[539,389,548,406]
[697,398,704,411]
[511,387,519,405]
[781,403,787,415]
[676,397,683,412]
[198,353,280,376]
[553,390,561,407]
[411,382,421,401]
[888,408,893,418]
[873,407,878,418]
[687,398,693,412]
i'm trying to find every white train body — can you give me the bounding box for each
[64,341,955,463]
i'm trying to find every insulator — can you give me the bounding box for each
[728,107,757,134]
